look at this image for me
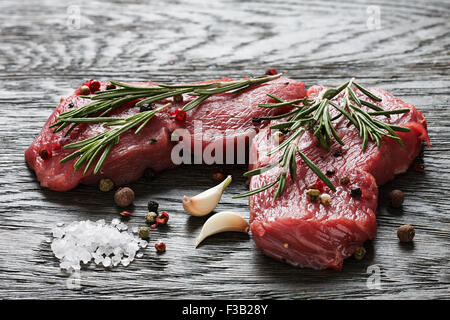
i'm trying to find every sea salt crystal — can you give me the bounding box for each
[138,240,148,249]
[50,219,142,272]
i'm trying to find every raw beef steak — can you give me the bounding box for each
[248,86,429,270]
[25,77,306,191]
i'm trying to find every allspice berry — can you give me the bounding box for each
[389,189,404,208]
[114,187,135,207]
[397,224,415,242]
[212,172,225,181]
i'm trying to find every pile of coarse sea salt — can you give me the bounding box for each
[51,219,147,272]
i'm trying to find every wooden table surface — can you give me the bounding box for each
[0,0,449,299]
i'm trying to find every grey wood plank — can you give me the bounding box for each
[0,0,449,299]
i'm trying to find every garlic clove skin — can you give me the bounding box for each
[195,211,250,248]
[183,175,232,216]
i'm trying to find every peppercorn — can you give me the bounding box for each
[99,178,114,192]
[145,211,158,224]
[340,176,350,185]
[138,226,150,239]
[389,189,404,208]
[306,183,316,190]
[150,138,157,144]
[143,168,156,180]
[155,241,166,253]
[173,94,183,103]
[265,68,277,75]
[325,169,335,177]
[354,246,366,260]
[397,224,415,242]
[147,200,159,213]
[252,117,262,123]
[120,210,131,217]
[306,189,320,201]
[319,193,331,206]
[272,131,285,144]
[79,85,90,95]
[114,187,135,207]
[333,150,343,157]
[139,103,154,112]
[89,80,101,93]
[350,187,362,198]
[212,172,225,181]
[170,108,186,121]
[106,82,116,90]
[39,147,51,160]
[68,102,75,109]
[156,212,169,225]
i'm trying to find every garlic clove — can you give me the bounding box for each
[195,211,250,248]
[183,175,232,216]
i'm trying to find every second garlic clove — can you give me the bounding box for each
[195,211,250,248]
[183,175,232,216]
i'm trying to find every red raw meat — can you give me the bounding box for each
[248,86,429,270]
[25,77,306,191]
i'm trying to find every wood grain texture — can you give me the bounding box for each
[0,0,449,299]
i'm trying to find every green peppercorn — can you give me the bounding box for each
[79,85,90,95]
[145,211,158,224]
[306,189,320,201]
[354,246,366,260]
[99,178,115,192]
[138,226,150,239]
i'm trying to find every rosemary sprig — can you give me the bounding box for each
[59,103,171,174]
[55,73,282,173]
[233,78,411,200]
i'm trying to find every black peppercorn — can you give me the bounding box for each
[326,169,335,177]
[333,150,343,157]
[252,117,262,123]
[147,200,159,213]
[68,102,75,109]
[106,82,116,90]
[350,187,362,198]
[139,103,154,112]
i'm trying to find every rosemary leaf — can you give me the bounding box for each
[297,151,336,192]
[353,82,382,102]
[232,178,280,199]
